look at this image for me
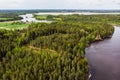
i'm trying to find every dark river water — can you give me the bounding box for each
[85,26,120,80]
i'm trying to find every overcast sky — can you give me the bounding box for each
[0,0,120,9]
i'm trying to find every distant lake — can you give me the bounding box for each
[35,12,120,15]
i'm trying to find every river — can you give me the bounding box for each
[20,14,53,23]
[85,26,120,80]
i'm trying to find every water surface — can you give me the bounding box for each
[85,26,120,80]
[20,14,53,23]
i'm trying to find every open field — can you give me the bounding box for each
[0,21,29,29]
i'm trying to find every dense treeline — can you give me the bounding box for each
[0,13,22,22]
[60,14,120,25]
[35,14,120,25]
[0,15,114,80]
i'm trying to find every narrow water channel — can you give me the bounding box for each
[85,26,120,80]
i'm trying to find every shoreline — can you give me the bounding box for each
[86,26,115,80]
[85,26,115,80]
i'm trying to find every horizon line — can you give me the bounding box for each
[0,9,120,10]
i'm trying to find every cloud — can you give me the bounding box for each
[0,0,24,8]
[0,0,119,9]
[117,3,120,5]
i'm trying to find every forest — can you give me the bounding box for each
[0,13,115,80]
[35,14,120,25]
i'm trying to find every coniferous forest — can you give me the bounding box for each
[0,13,115,80]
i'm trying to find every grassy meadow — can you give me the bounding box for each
[0,21,29,30]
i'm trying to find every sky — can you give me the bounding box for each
[0,0,120,10]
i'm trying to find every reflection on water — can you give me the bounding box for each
[85,26,120,80]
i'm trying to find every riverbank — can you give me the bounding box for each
[86,27,114,80]
[85,26,120,80]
